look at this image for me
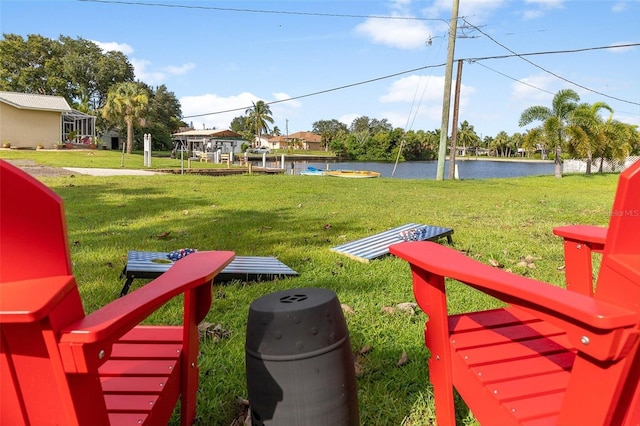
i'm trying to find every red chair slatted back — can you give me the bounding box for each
[596,159,640,307]
[0,160,72,282]
[573,159,640,426]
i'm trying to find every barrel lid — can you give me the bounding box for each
[246,288,348,357]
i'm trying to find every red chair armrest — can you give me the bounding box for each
[391,242,637,360]
[553,225,607,249]
[60,251,234,344]
[0,276,76,322]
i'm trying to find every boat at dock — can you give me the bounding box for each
[325,170,380,178]
[300,166,326,176]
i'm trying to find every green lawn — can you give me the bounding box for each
[1,150,617,424]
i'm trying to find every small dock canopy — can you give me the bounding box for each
[331,223,453,263]
[172,129,246,155]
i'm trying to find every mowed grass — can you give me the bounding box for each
[1,151,618,424]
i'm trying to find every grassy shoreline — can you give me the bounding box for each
[1,151,617,424]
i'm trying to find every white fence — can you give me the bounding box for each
[563,156,639,174]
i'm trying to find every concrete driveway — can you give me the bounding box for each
[63,167,157,176]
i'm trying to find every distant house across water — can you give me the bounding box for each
[268,131,322,151]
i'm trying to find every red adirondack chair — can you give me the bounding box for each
[0,160,235,425]
[390,160,640,425]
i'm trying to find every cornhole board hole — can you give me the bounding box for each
[331,223,453,263]
[120,250,298,296]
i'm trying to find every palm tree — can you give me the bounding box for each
[245,100,274,147]
[456,120,479,156]
[522,128,545,159]
[519,89,580,178]
[596,119,635,172]
[102,82,148,154]
[565,102,613,174]
[511,132,525,157]
[493,131,510,157]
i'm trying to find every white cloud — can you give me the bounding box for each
[163,63,196,75]
[180,92,259,130]
[521,0,564,20]
[612,1,629,12]
[92,39,195,84]
[380,74,474,104]
[608,41,637,53]
[423,0,506,23]
[522,9,544,20]
[355,0,507,50]
[354,16,432,50]
[272,92,302,109]
[615,112,640,127]
[92,40,134,55]
[377,74,475,129]
[391,0,411,8]
[338,114,360,128]
[511,74,557,102]
[524,0,564,7]
[130,58,165,85]
[380,75,444,103]
[130,59,196,85]
[180,91,304,132]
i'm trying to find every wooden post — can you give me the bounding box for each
[448,59,463,180]
[436,0,460,180]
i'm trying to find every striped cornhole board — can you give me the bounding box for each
[330,223,453,263]
[120,251,298,296]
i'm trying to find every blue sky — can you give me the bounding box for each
[2,0,639,137]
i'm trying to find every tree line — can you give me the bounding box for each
[232,92,639,175]
[0,34,182,152]
[2,34,638,168]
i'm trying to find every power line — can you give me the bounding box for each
[184,62,446,118]
[79,0,639,112]
[183,43,640,118]
[473,62,555,96]
[462,18,639,106]
[78,0,448,21]
[475,61,639,116]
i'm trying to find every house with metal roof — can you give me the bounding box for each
[0,91,95,149]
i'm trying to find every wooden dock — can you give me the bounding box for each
[157,167,285,176]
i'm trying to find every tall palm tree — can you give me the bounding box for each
[102,82,148,154]
[245,100,274,147]
[519,89,580,178]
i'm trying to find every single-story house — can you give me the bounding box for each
[268,131,322,151]
[253,134,273,148]
[172,129,246,155]
[0,91,95,149]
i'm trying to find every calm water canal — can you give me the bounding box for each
[299,159,556,180]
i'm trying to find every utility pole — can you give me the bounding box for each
[436,0,460,180]
[448,59,463,180]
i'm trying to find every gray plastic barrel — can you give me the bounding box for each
[245,287,359,425]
